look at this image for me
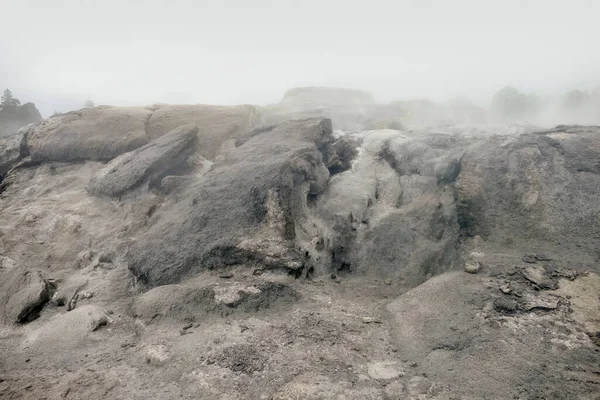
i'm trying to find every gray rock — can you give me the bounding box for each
[145,104,261,160]
[464,260,481,274]
[160,175,197,194]
[51,276,88,308]
[98,251,115,263]
[521,293,559,311]
[0,125,29,175]
[27,106,151,162]
[0,267,49,324]
[127,118,333,287]
[522,265,556,289]
[455,126,600,265]
[21,305,109,353]
[312,129,466,287]
[387,270,597,399]
[494,297,518,313]
[87,124,198,197]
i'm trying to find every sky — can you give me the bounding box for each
[1,0,599,117]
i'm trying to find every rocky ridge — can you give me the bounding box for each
[0,96,598,399]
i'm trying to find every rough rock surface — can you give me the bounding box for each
[0,267,49,324]
[127,118,333,287]
[87,124,199,197]
[27,106,152,162]
[0,124,30,175]
[145,104,260,160]
[310,129,467,287]
[21,305,109,353]
[387,269,600,399]
[456,125,600,266]
[1,108,600,400]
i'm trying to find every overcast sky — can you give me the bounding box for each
[2,0,599,116]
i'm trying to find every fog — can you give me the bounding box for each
[2,0,600,118]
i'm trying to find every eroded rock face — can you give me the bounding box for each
[87,124,199,197]
[307,129,469,287]
[3,103,600,399]
[0,124,30,175]
[456,125,600,265]
[27,107,152,162]
[0,267,49,324]
[127,118,333,287]
[145,104,261,160]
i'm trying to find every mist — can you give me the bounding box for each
[2,0,600,120]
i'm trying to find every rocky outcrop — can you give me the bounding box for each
[0,266,50,324]
[87,124,199,197]
[0,124,30,175]
[455,125,600,265]
[27,106,152,162]
[127,118,333,287]
[308,129,468,287]
[145,104,261,160]
[2,90,600,399]
[0,102,42,138]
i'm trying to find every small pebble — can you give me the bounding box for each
[464,261,480,274]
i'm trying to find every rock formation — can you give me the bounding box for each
[0,95,599,399]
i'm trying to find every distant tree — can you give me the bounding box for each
[562,90,590,110]
[1,89,21,108]
[491,86,529,120]
[84,99,96,108]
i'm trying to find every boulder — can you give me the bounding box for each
[21,305,108,353]
[87,124,199,197]
[127,118,332,287]
[0,124,30,175]
[27,106,152,162]
[0,267,49,324]
[145,104,260,160]
[309,130,467,286]
[455,126,600,263]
